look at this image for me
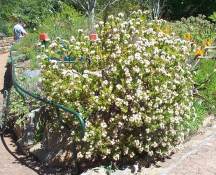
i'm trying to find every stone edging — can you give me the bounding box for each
[0,37,14,54]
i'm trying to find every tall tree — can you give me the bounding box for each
[68,0,120,31]
[138,0,167,19]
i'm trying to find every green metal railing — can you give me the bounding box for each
[9,49,86,138]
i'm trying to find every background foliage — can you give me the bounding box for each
[1,0,216,36]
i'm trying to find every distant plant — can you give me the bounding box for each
[172,15,215,45]
[13,3,87,67]
[38,3,88,39]
[0,18,13,36]
[209,12,216,22]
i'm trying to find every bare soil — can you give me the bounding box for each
[0,53,38,175]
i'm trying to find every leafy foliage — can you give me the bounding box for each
[13,3,87,65]
[171,14,216,119]
[195,59,216,113]
[9,88,29,119]
[172,15,215,45]
[0,0,61,35]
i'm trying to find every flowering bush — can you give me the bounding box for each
[40,11,195,163]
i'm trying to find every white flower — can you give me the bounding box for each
[82,48,89,52]
[116,84,122,90]
[126,77,132,84]
[50,60,57,64]
[52,64,58,69]
[145,28,154,34]
[126,95,133,100]
[83,70,102,77]
[143,59,150,66]
[148,151,154,156]
[102,80,109,86]
[90,50,95,55]
[78,29,83,33]
[108,15,114,20]
[74,46,80,50]
[77,152,84,159]
[113,28,118,33]
[118,12,124,18]
[134,140,140,147]
[36,55,41,59]
[101,121,107,128]
[116,48,121,55]
[49,42,57,48]
[129,152,135,158]
[111,53,117,58]
[99,21,104,25]
[136,88,142,96]
[123,40,128,44]
[135,52,142,61]
[124,147,129,155]
[83,74,88,78]
[113,154,120,160]
[146,128,150,134]
[85,151,92,159]
[133,66,140,73]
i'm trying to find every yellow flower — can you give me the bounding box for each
[164,27,171,34]
[195,48,204,56]
[183,33,192,41]
[202,39,213,47]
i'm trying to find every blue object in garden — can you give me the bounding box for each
[64,56,75,62]
[23,70,41,78]
[48,56,86,63]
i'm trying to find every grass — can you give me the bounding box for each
[185,58,216,135]
[188,100,207,134]
[195,59,216,113]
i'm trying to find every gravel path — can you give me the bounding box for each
[142,118,216,175]
[0,53,38,175]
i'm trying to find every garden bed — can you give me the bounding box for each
[5,9,216,174]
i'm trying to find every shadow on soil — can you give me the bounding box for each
[1,129,74,175]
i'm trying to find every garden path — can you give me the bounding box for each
[141,117,216,175]
[0,53,38,175]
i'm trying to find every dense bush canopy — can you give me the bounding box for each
[40,11,196,162]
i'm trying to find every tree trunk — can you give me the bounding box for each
[88,8,95,32]
[152,0,160,19]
